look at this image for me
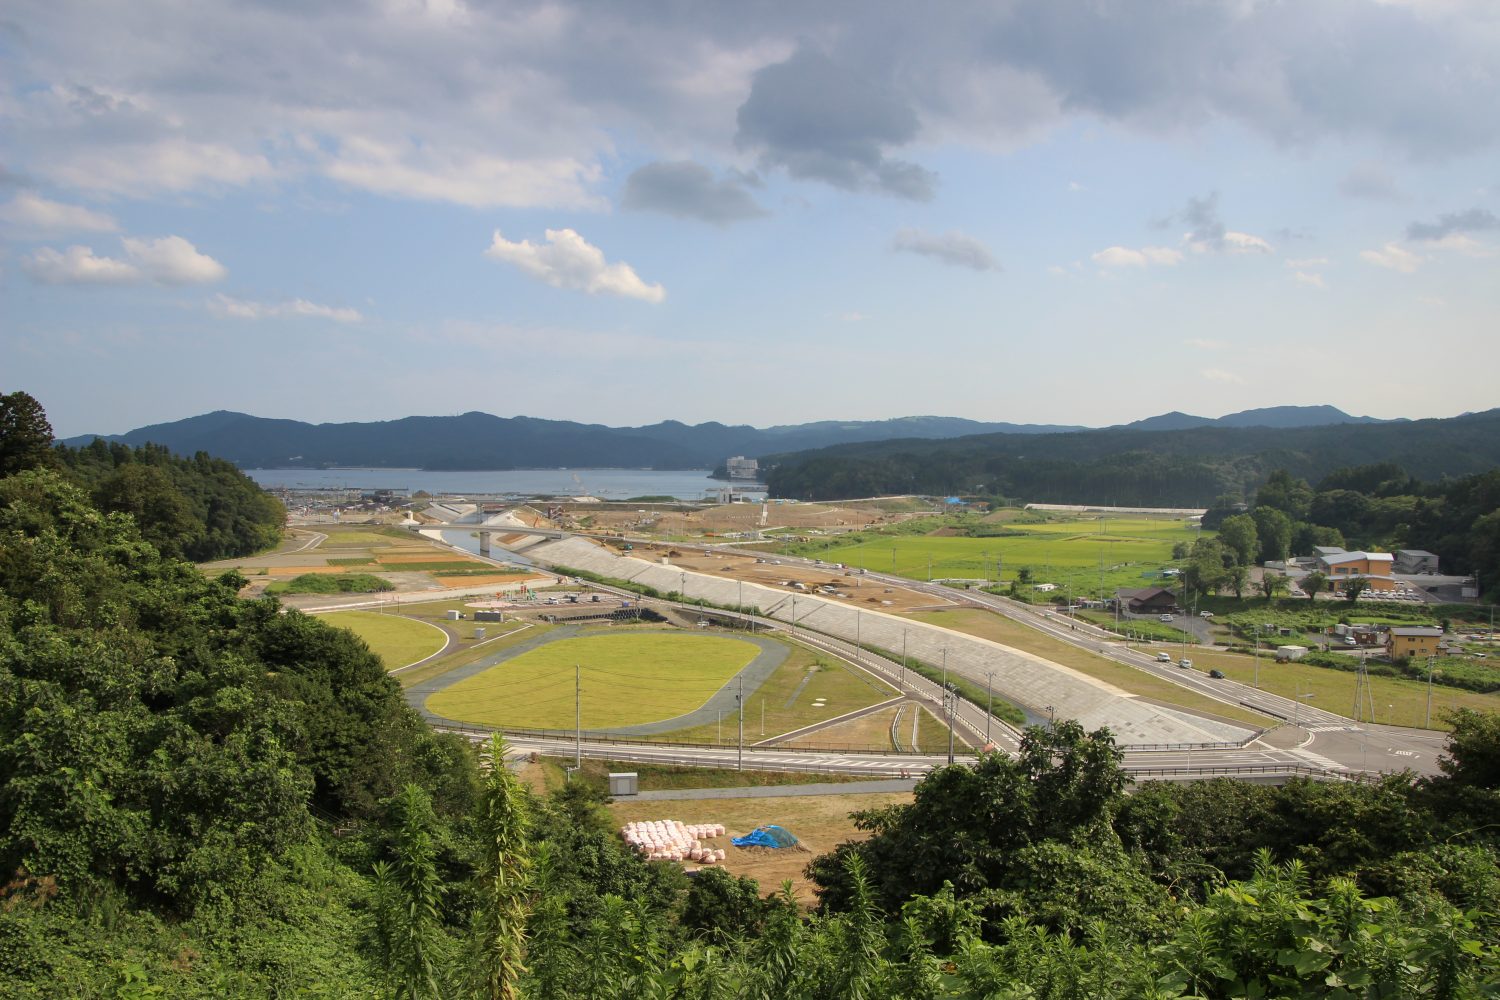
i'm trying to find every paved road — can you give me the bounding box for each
[435,531,1451,780]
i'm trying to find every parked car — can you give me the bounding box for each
[1156,652,1172,662]
[1199,611,1214,619]
[1208,669,1226,679]
[1178,658,1193,669]
[1159,613,1174,622]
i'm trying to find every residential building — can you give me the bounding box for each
[1386,626,1443,661]
[1114,586,1179,614]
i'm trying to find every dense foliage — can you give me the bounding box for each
[57,436,285,561]
[1,391,286,562]
[764,409,1500,507]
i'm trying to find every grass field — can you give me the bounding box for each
[656,642,896,745]
[901,608,1275,729]
[1183,648,1500,730]
[426,633,762,729]
[795,516,1199,598]
[320,610,448,668]
[317,530,405,547]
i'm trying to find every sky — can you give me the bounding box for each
[3,0,1499,439]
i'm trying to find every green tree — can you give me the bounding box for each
[1256,469,1313,521]
[467,735,532,1000]
[373,784,449,1000]
[1260,572,1289,602]
[1252,505,1293,562]
[1218,513,1260,567]
[1437,709,1500,790]
[1226,562,1249,600]
[1302,570,1329,603]
[0,390,56,476]
[1344,576,1372,603]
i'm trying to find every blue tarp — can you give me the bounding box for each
[731,825,799,849]
[944,496,964,505]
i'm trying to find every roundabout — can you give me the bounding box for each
[413,628,790,736]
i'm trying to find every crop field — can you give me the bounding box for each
[320,610,448,668]
[426,633,761,729]
[798,516,1200,597]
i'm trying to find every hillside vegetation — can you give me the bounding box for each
[764,408,1500,506]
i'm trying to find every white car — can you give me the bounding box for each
[1159,613,1174,622]
[1155,652,1172,663]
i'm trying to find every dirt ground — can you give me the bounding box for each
[622,543,953,614]
[575,502,905,537]
[607,791,912,905]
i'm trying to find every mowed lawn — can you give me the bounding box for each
[809,517,1199,594]
[426,633,761,729]
[321,610,448,669]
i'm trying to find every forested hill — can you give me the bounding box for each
[61,411,1085,470]
[1,391,283,561]
[764,408,1500,504]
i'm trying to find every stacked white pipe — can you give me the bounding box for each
[620,820,728,864]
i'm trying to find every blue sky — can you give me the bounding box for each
[4,0,1498,438]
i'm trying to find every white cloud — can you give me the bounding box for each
[1220,231,1274,254]
[22,245,141,284]
[1091,245,1182,268]
[1359,242,1422,273]
[22,235,226,285]
[1292,270,1325,288]
[210,294,363,323]
[484,228,665,303]
[1201,368,1246,384]
[1284,256,1329,268]
[1183,337,1227,350]
[120,236,227,284]
[0,192,117,234]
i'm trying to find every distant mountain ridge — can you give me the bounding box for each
[61,405,1405,471]
[1119,405,1398,432]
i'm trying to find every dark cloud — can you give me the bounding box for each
[1179,193,1226,250]
[621,161,767,225]
[892,228,1000,271]
[1338,164,1400,201]
[1405,208,1500,241]
[735,47,936,200]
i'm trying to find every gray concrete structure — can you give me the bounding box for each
[525,537,1254,746]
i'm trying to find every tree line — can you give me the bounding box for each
[763,409,1500,507]
[1,391,284,561]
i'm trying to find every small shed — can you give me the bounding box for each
[1275,644,1308,661]
[608,772,639,797]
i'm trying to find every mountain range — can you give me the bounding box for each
[62,405,1401,472]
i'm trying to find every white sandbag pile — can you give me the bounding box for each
[620,820,728,864]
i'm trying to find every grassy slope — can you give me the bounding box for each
[1184,648,1500,730]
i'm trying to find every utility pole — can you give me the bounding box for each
[1253,623,1261,690]
[737,674,744,771]
[574,663,582,770]
[901,630,908,688]
[985,670,994,743]
[943,648,954,765]
[856,613,861,661]
[1425,654,1436,729]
